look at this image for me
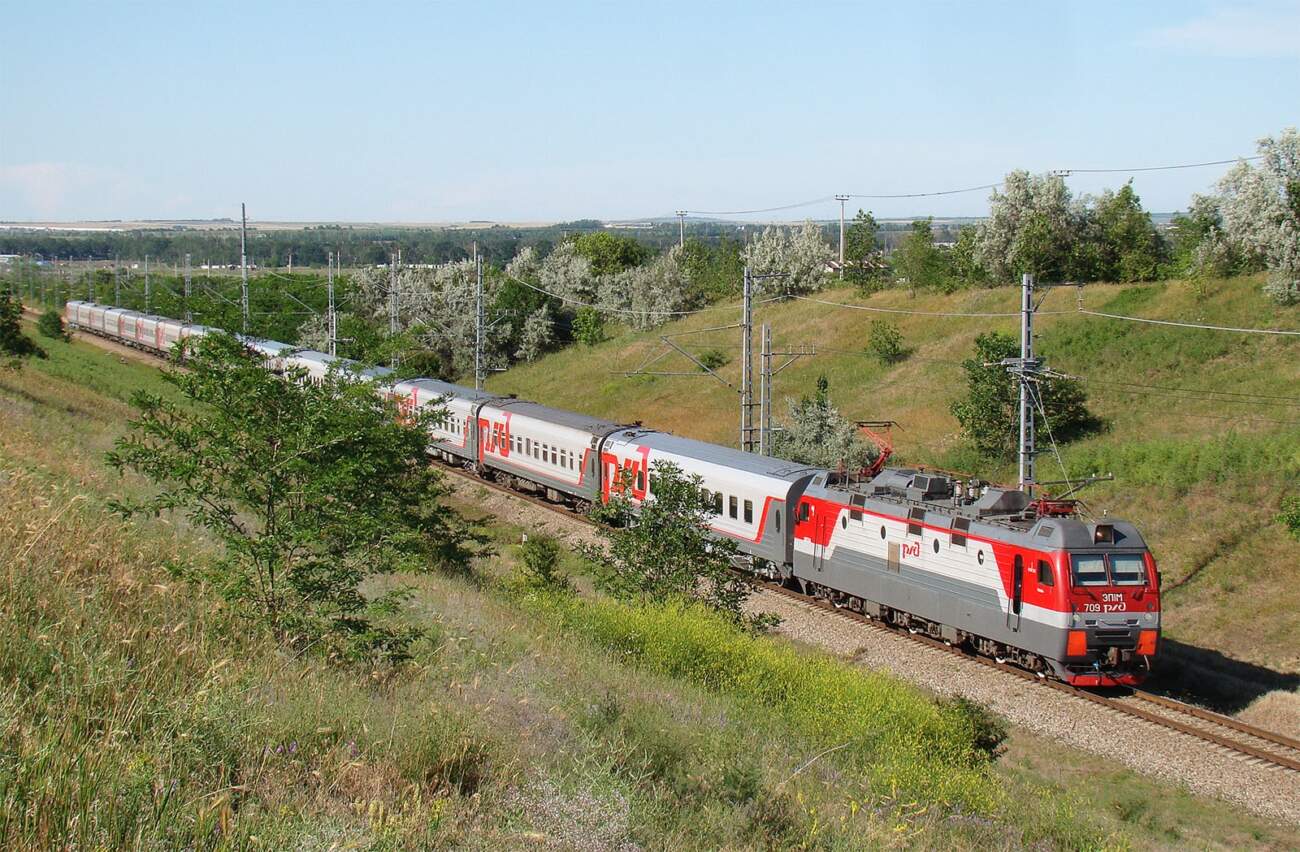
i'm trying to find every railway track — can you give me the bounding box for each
[59,318,1300,777]
[435,459,1300,774]
[755,579,1300,774]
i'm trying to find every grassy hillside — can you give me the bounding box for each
[489,275,1300,674]
[4,318,1296,846]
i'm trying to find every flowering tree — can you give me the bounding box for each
[601,245,689,330]
[1214,128,1300,304]
[770,376,874,470]
[741,221,832,296]
[974,171,1076,283]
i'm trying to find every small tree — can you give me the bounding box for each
[106,332,477,664]
[572,306,605,346]
[771,376,875,470]
[519,534,567,589]
[844,209,886,292]
[586,461,768,627]
[37,308,70,342]
[892,218,949,291]
[950,332,1099,462]
[0,290,46,368]
[867,320,906,365]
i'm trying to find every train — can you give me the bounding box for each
[65,300,1161,687]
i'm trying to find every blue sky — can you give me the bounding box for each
[1,1,1297,222]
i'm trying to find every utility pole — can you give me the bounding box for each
[758,323,772,456]
[388,250,399,369]
[739,267,755,452]
[144,254,150,313]
[675,210,687,248]
[999,273,1040,494]
[327,251,337,357]
[183,253,192,323]
[474,251,485,390]
[240,202,250,334]
[835,194,850,279]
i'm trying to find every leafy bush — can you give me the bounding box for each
[518,534,567,589]
[697,348,731,371]
[585,461,769,628]
[0,290,46,367]
[1278,496,1300,539]
[940,696,1009,760]
[771,375,875,469]
[867,320,906,364]
[951,332,1101,461]
[37,308,70,341]
[573,306,605,346]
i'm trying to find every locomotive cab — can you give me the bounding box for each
[1055,521,1160,687]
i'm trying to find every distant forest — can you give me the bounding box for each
[0,218,963,267]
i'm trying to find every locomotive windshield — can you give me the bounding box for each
[1070,553,1149,587]
[1109,553,1148,585]
[1070,554,1109,586]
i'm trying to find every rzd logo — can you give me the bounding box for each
[901,541,922,559]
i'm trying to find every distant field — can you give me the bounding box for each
[490,274,1300,675]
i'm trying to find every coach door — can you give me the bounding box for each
[814,512,830,572]
[1008,555,1024,631]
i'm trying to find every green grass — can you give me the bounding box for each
[2,310,1296,848]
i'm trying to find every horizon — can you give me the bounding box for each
[3,2,1298,223]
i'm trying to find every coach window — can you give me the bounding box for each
[1037,559,1054,586]
[743,499,753,524]
[713,491,724,515]
[729,496,738,519]
[798,502,810,522]
[774,510,781,532]
[636,470,645,491]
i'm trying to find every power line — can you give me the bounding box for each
[847,182,1002,200]
[684,196,836,216]
[1077,308,1300,337]
[1059,156,1262,175]
[787,293,1063,319]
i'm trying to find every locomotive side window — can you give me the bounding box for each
[951,516,970,548]
[744,500,753,524]
[1070,554,1108,586]
[1110,554,1147,585]
[775,510,781,532]
[729,496,738,519]
[907,508,925,536]
[850,494,865,522]
[1037,559,1054,586]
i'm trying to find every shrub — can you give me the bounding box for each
[0,290,46,367]
[940,696,1009,760]
[38,308,70,341]
[867,320,905,364]
[697,348,731,371]
[1279,496,1300,540]
[573,306,605,346]
[519,534,567,588]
